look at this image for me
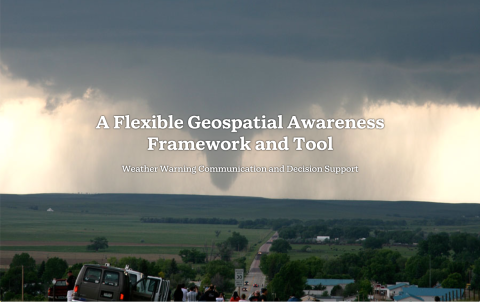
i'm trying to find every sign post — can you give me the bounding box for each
[235,269,244,288]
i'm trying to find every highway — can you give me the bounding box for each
[237,232,278,298]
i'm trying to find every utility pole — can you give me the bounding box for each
[22,265,24,301]
[429,255,432,288]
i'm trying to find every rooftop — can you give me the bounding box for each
[306,279,355,286]
[387,283,410,290]
[402,287,464,298]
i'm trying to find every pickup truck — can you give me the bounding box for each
[48,279,68,301]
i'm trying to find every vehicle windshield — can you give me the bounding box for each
[55,280,67,286]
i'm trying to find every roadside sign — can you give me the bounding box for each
[235,269,244,287]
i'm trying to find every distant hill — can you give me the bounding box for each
[1,193,479,220]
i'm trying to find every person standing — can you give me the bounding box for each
[174,284,184,301]
[230,291,240,301]
[182,284,188,302]
[187,286,198,301]
[66,270,76,302]
[204,285,219,301]
[239,294,248,302]
[259,288,268,301]
[249,291,260,301]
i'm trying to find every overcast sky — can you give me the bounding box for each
[1,1,479,202]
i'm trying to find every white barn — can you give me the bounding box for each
[316,236,330,242]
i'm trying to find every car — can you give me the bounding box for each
[244,281,249,285]
[48,279,68,301]
[258,252,262,255]
[242,287,247,291]
[253,284,259,287]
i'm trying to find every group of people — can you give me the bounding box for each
[173,284,229,302]
[173,284,273,302]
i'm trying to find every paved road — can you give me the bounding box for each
[237,232,278,298]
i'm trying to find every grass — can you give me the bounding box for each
[288,244,418,260]
[0,207,271,245]
[1,193,479,268]
[3,193,480,221]
[0,246,187,254]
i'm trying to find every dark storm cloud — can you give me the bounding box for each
[2,1,480,61]
[1,1,479,190]
[1,1,479,106]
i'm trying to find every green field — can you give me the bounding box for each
[2,194,480,220]
[1,193,479,267]
[288,244,418,260]
[0,208,270,245]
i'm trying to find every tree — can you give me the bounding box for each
[301,257,325,279]
[268,261,306,301]
[417,269,447,288]
[216,241,234,261]
[450,233,480,263]
[343,282,359,297]
[441,273,466,289]
[260,253,290,280]
[169,258,179,277]
[205,260,235,280]
[357,279,373,301]
[233,257,247,272]
[38,261,46,280]
[300,245,311,252]
[0,253,39,295]
[364,250,404,284]
[225,232,248,251]
[177,264,197,280]
[405,255,430,283]
[418,233,450,258]
[203,260,235,293]
[331,285,344,296]
[87,236,109,251]
[472,259,480,290]
[313,283,326,290]
[43,257,69,282]
[179,248,206,264]
[270,239,292,253]
[363,237,383,249]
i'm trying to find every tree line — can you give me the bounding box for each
[259,233,480,300]
[140,217,238,225]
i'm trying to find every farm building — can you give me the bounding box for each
[393,287,464,301]
[305,279,355,296]
[386,282,410,298]
[316,236,330,242]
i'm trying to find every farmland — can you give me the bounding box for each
[288,244,418,261]
[1,193,479,267]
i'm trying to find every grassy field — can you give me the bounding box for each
[1,193,479,268]
[0,203,272,266]
[3,193,480,220]
[0,207,270,244]
[288,244,418,260]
